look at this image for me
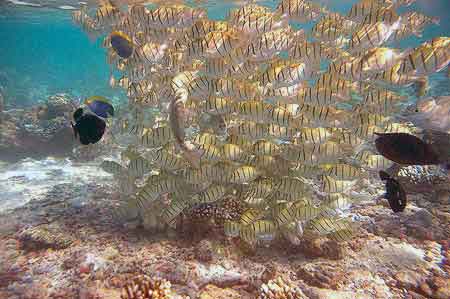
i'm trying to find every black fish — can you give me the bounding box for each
[379,170,407,213]
[375,132,440,165]
[71,108,106,145]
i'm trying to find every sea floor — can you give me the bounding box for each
[0,157,449,299]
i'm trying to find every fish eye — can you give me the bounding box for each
[415,108,419,112]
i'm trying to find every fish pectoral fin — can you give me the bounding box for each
[71,122,78,139]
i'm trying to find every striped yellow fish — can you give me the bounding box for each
[140,126,174,148]
[252,220,277,242]
[229,121,269,140]
[276,0,325,23]
[128,156,152,178]
[322,193,355,210]
[224,220,241,237]
[276,176,308,195]
[288,164,324,179]
[347,0,392,22]
[226,134,253,150]
[320,163,364,180]
[215,78,261,101]
[197,184,227,203]
[161,197,191,228]
[228,166,260,184]
[289,40,332,63]
[236,101,271,123]
[185,30,243,60]
[194,132,221,147]
[295,127,335,144]
[203,96,236,115]
[244,27,301,62]
[320,175,357,194]
[197,143,222,162]
[230,9,288,37]
[146,5,206,30]
[298,103,348,127]
[101,160,126,176]
[362,153,394,170]
[399,41,450,76]
[252,140,281,156]
[349,20,401,54]
[245,178,279,199]
[222,143,248,162]
[240,208,264,226]
[147,149,187,171]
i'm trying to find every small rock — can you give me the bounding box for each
[407,208,433,228]
[79,264,91,275]
[18,225,73,250]
[300,283,366,299]
[298,238,344,260]
[407,291,428,299]
[432,276,450,299]
[198,284,241,299]
[298,263,344,289]
[418,282,433,298]
[84,253,108,272]
[394,270,425,290]
[434,190,450,205]
[260,262,277,282]
[103,246,120,261]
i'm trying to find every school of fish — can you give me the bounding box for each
[73,0,449,247]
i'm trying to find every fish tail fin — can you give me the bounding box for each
[414,77,429,97]
[71,121,78,139]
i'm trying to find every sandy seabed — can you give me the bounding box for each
[0,157,449,299]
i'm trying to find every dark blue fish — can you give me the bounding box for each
[84,96,114,118]
[71,108,106,145]
[379,170,407,213]
[375,132,440,165]
[110,31,133,59]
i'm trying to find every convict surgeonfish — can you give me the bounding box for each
[72,0,446,247]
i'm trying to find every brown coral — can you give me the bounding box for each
[216,195,245,221]
[18,225,73,250]
[120,275,172,299]
[258,277,306,299]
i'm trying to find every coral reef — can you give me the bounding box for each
[120,275,172,299]
[0,93,76,161]
[392,165,450,194]
[18,224,74,250]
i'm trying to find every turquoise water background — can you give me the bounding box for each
[0,0,448,108]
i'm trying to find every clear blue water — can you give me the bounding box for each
[0,7,123,107]
[0,0,448,108]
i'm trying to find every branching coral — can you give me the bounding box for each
[121,275,172,299]
[258,277,306,299]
